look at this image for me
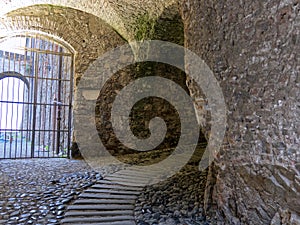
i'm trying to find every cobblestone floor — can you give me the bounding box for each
[0,158,109,225]
[134,166,217,225]
[134,144,219,225]
[0,145,214,225]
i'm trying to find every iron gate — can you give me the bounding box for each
[0,33,74,159]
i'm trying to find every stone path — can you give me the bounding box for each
[0,145,215,225]
[62,168,149,225]
[61,153,214,225]
[60,149,190,225]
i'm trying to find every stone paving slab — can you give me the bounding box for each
[65,221,136,225]
[85,188,140,195]
[93,183,143,191]
[79,193,137,200]
[101,179,147,187]
[61,215,135,223]
[62,171,143,225]
[106,176,150,183]
[68,204,135,210]
[64,210,133,217]
[74,199,136,204]
[109,171,151,177]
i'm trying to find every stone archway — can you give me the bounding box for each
[0,0,182,42]
[0,2,207,162]
[0,5,127,157]
[0,0,128,40]
[0,1,298,224]
[0,5,127,76]
[0,0,209,189]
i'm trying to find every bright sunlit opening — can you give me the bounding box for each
[0,77,25,130]
[0,37,26,55]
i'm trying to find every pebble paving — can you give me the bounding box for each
[134,166,217,225]
[0,158,120,225]
[0,145,217,225]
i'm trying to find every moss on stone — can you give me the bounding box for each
[133,11,184,46]
[134,13,157,41]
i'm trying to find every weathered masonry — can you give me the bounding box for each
[0,0,299,224]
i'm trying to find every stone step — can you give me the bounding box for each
[66,221,136,225]
[112,172,154,179]
[109,173,150,181]
[61,215,135,224]
[74,199,135,205]
[64,210,133,217]
[93,183,143,191]
[106,176,149,183]
[63,221,136,225]
[115,169,172,178]
[85,188,140,195]
[113,170,152,178]
[79,193,137,200]
[63,170,146,224]
[123,167,167,173]
[103,178,147,187]
[68,204,134,211]
[97,179,119,184]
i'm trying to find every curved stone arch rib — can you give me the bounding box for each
[0,30,76,54]
[0,6,127,76]
[0,1,128,40]
[0,71,30,89]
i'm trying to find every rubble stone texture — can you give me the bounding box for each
[0,0,299,224]
[182,0,300,224]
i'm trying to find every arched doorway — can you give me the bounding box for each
[0,33,74,158]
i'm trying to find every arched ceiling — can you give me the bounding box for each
[0,5,127,80]
[0,0,180,41]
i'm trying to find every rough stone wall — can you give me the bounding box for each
[95,62,189,156]
[182,0,300,224]
[95,7,193,158]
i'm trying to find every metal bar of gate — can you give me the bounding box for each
[67,55,74,158]
[0,34,73,159]
[31,51,39,158]
[56,47,63,155]
[0,100,69,106]
[12,47,72,57]
[1,129,69,132]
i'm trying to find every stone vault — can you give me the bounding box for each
[0,0,299,224]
